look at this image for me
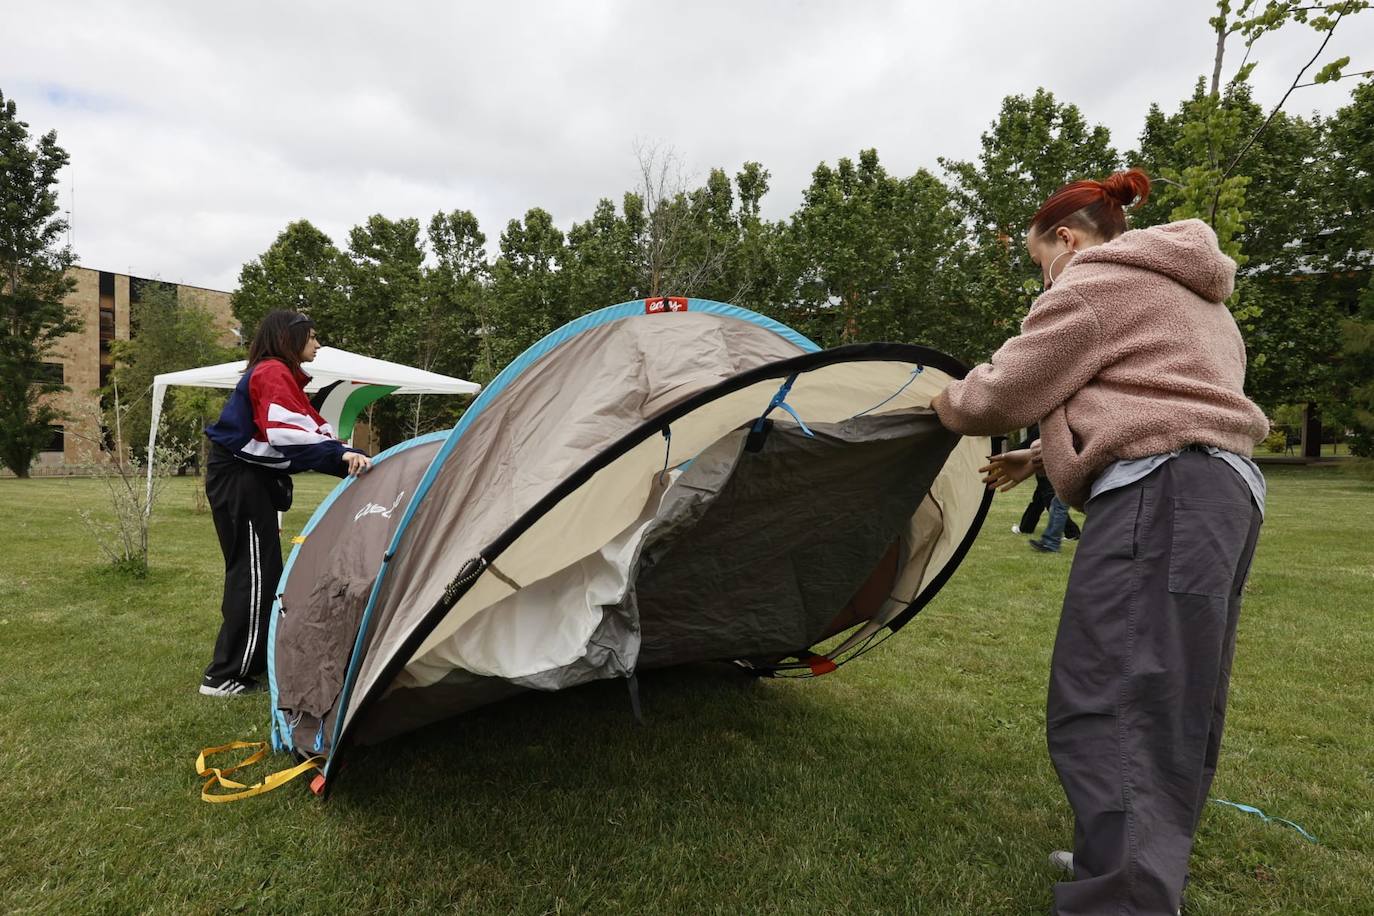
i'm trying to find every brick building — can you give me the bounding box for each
[31,266,235,473]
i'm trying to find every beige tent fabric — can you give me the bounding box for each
[342,313,809,725]
[400,390,986,685]
[343,340,988,729]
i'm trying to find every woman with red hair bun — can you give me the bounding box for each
[933,169,1269,915]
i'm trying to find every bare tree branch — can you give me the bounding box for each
[632,142,733,298]
[1211,8,1348,221]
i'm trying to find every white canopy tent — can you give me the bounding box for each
[145,346,480,509]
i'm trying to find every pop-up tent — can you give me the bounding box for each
[145,347,480,507]
[266,299,992,796]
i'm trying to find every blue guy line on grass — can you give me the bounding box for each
[1211,798,1319,843]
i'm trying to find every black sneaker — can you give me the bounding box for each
[199,676,266,697]
[1029,538,1060,554]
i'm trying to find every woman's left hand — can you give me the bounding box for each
[344,451,372,477]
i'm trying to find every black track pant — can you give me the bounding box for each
[1021,475,1056,532]
[204,450,283,682]
[1049,452,1261,916]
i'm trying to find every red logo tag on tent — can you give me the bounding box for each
[644,296,689,314]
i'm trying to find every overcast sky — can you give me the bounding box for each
[6,1,1372,291]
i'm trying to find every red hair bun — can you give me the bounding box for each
[1099,169,1151,208]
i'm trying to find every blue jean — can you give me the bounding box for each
[1039,497,1070,551]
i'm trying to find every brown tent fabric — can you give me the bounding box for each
[267,302,991,786]
[273,438,443,753]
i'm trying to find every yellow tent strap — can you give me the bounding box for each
[196,740,324,803]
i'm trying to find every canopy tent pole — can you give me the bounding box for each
[144,382,167,515]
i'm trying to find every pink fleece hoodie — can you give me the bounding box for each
[934,218,1269,509]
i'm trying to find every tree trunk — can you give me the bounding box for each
[1301,401,1323,459]
[1211,18,1227,98]
[842,289,860,343]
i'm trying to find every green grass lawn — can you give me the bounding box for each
[2,467,1371,914]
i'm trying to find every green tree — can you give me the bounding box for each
[626,145,732,299]
[720,162,788,315]
[346,214,427,446]
[487,207,568,368]
[346,214,426,353]
[1133,80,1346,409]
[1325,79,1374,455]
[231,219,349,345]
[782,149,963,352]
[550,159,786,323]
[405,209,489,433]
[940,89,1120,360]
[1158,0,1369,259]
[672,166,741,302]
[0,89,80,477]
[426,209,490,375]
[1318,77,1374,283]
[562,196,642,315]
[106,281,237,468]
[678,163,790,313]
[1339,310,1374,456]
[942,90,1120,242]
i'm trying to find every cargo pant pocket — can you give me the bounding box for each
[1167,497,1253,598]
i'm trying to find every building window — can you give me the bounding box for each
[40,362,65,385]
[99,270,117,357]
[44,425,64,453]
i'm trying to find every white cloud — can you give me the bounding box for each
[5,0,1371,290]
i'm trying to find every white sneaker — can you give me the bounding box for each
[199,676,264,697]
[1011,524,1022,534]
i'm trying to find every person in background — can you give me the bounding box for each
[935,169,1268,915]
[1011,423,1080,544]
[1030,494,1073,554]
[199,311,371,697]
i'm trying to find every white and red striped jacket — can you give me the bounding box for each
[205,358,361,475]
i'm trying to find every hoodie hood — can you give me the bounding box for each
[1071,218,1237,303]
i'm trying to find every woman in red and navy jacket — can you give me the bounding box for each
[200,310,371,696]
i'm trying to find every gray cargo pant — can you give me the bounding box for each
[1049,452,1262,916]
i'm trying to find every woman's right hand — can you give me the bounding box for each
[344,451,372,477]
